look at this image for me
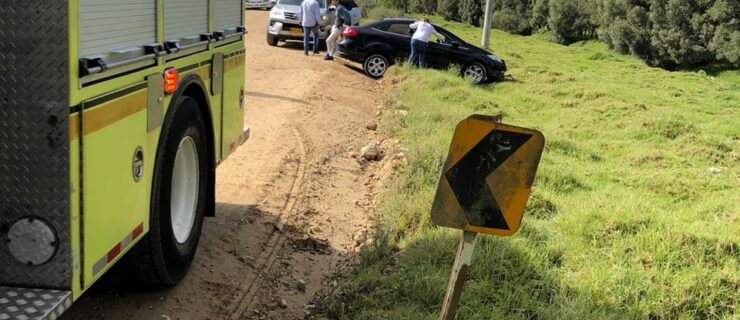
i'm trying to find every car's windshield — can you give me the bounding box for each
[279,0,326,8]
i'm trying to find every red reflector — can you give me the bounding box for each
[163,68,178,95]
[343,27,358,37]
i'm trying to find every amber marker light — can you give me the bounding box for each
[164,68,179,95]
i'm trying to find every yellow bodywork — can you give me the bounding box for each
[66,0,246,299]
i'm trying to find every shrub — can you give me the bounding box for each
[408,0,437,15]
[548,0,598,44]
[530,0,549,31]
[459,0,484,27]
[647,0,715,68]
[367,5,406,20]
[600,1,652,58]
[436,0,460,22]
[490,0,534,35]
[599,0,740,68]
[379,0,407,11]
[710,25,740,66]
[708,0,740,66]
[356,0,379,18]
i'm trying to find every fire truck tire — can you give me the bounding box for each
[129,96,208,285]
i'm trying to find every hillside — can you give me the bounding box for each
[325,17,740,320]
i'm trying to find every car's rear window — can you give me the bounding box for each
[386,23,411,36]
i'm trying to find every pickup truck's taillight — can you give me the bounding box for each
[343,27,358,37]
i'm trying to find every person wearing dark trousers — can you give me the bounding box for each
[408,17,444,67]
[299,0,322,55]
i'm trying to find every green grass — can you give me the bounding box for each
[324,17,740,320]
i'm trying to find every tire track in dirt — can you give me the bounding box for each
[228,125,310,320]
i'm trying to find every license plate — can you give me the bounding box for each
[290,28,302,35]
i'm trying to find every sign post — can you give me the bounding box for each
[439,230,477,320]
[432,114,545,320]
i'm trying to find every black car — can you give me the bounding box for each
[337,18,507,84]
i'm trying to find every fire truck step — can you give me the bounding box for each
[0,287,72,320]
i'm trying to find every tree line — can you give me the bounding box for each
[380,0,739,69]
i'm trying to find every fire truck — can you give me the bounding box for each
[0,0,247,318]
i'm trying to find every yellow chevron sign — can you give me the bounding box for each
[431,115,545,237]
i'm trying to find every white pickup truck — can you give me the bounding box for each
[266,0,361,46]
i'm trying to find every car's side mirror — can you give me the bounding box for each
[451,41,459,49]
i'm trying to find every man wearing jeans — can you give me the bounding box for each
[408,17,444,67]
[300,0,323,55]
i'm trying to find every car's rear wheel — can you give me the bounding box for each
[267,34,279,46]
[363,53,389,79]
[463,62,487,85]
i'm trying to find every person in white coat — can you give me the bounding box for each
[408,17,444,67]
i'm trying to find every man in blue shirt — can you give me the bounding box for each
[300,0,323,55]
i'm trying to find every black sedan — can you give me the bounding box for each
[337,18,507,84]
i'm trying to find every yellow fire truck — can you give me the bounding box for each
[0,0,247,318]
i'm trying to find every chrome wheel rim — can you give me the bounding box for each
[366,56,387,77]
[171,136,199,244]
[464,64,485,84]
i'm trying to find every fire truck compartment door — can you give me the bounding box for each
[214,0,243,31]
[79,0,156,58]
[165,0,209,41]
[81,87,150,286]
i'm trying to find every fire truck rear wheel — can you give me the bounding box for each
[129,95,208,285]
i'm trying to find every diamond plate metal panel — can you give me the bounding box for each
[0,1,71,288]
[0,287,72,320]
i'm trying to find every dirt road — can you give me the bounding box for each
[61,10,396,320]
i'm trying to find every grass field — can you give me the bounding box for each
[324,16,740,320]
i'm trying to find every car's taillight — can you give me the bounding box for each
[343,27,358,37]
[163,68,178,95]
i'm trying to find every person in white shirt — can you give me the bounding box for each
[300,0,323,55]
[408,17,444,67]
